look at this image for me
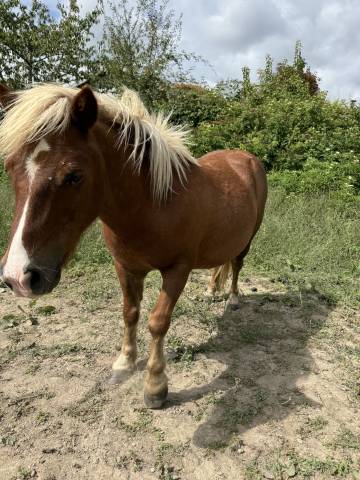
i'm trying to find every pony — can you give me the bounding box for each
[0,83,267,408]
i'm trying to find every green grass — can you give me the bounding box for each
[35,305,56,316]
[0,175,12,254]
[332,429,360,451]
[1,174,359,306]
[13,467,34,480]
[245,449,356,479]
[245,189,360,307]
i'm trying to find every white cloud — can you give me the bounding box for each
[169,0,360,99]
[201,0,286,54]
[44,0,360,99]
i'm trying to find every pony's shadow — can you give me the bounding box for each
[166,290,333,448]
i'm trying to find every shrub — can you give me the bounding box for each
[269,158,360,195]
[157,83,226,128]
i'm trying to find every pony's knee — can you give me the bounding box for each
[148,313,170,337]
[124,305,140,325]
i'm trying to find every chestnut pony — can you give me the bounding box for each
[0,84,267,408]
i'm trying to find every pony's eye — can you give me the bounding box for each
[63,171,83,186]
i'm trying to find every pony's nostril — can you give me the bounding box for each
[28,269,43,294]
[23,267,44,294]
[22,264,61,295]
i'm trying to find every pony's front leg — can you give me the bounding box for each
[110,263,146,384]
[144,264,190,409]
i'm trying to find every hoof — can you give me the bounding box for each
[108,368,134,385]
[226,293,240,311]
[225,300,240,311]
[144,387,168,409]
[229,303,240,311]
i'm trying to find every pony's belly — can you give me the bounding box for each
[195,229,253,269]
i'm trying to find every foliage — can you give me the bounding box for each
[0,0,101,88]
[100,0,200,107]
[268,159,360,196]
[156,83,226,128]
[188,44,360,196]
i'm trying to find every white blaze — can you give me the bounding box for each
[3,200,30,280]
[2,140,50,286]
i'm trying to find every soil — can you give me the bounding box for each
[0,269,359,480]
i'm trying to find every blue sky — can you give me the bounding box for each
[44,0,360,100]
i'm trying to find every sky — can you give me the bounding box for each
[45,0,360,100]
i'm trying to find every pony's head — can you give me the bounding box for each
[0,85,102,297]
[0,82,196,298]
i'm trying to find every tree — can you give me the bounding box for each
[276,41,319,96]
[241,66,253,98]
[158,83,226,128]
[100,0,200,107]
[0,0,101,88]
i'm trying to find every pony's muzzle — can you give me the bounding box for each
[23,267,44,295]
[25,264,61,296]
[1,264,61,297]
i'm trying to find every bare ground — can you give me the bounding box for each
[0,268,359,480]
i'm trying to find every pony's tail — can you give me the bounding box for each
[213,261,232,291]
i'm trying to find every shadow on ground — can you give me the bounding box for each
[167,289,333,449]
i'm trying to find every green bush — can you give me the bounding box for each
[191,89,360,190]
[188,48,360,197]
[269,159,360,195]
[157,83,226,128]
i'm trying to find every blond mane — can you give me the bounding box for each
[0,83,197,202]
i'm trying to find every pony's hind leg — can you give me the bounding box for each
[110,262,146,384]
[227,256,244,310]
[144,263,190,409]
[206,266,221,296]
[227,243,251,310]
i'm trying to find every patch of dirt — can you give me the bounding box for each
[0,269,359,480]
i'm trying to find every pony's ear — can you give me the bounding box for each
[71,86,98,132]
[0,84,16,108]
